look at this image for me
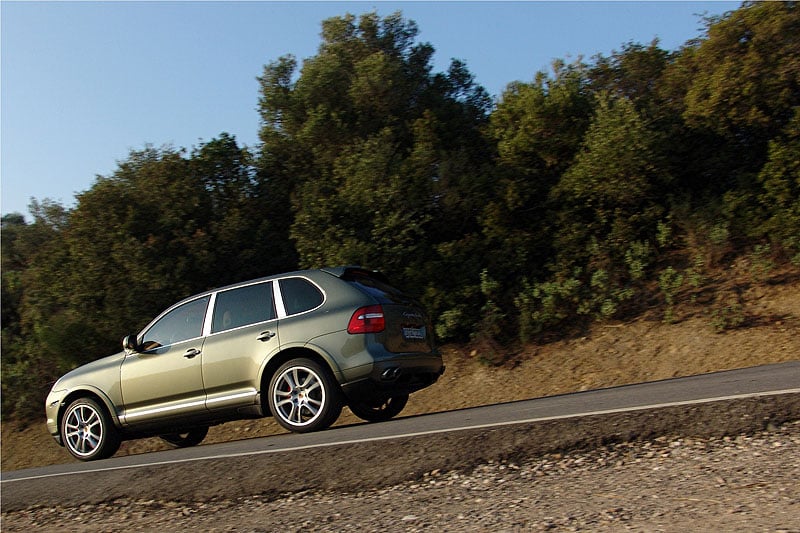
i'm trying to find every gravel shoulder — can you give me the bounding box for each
[4,417,799,531]
[3,394,800,531]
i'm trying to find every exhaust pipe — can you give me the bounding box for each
[381,367,401,381]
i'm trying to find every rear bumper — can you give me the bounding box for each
[340,353,445,401]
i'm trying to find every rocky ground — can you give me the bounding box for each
[4,420,799,531]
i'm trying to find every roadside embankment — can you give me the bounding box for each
[3,392,798,513]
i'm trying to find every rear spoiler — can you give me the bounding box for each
[321,266,391,284]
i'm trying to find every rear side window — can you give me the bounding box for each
[279,277,324,315]
[212,281,275,334]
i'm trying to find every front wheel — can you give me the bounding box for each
[159,427,209,448]
[61,397,121,461]
[349,394,409,422]
[268,358,342,433]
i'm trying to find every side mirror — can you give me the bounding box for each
[122,334,140,353]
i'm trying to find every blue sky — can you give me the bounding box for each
[2,1,741,219]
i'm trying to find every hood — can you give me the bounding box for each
[52,351,126,390]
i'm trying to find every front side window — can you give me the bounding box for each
[141,296,210,350]
[279,277,324,315]
[211,281,275,334]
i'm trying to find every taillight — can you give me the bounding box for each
[347,305,385,334]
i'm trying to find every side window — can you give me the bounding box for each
[211,281,275,334]
[141,296,210,350]
[279,277,324,315]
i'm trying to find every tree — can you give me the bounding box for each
[669,2,800,241]
[548,93,669,318]
[1,201,72,419]
[486,61,592,276]
[758,108,800,260]
[683,2,800,144]
[256,11,493,339]
[589,40,672,117]
[192,134,296,283]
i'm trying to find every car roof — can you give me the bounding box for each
[169,265,380,307]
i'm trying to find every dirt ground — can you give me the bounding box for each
[2,268,799,472]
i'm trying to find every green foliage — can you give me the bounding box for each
[589,40,673,121]
[658,267,685,324]
[435,308,466,342]
[553,93,668,267]
[624,240,653,281]
[483,61,592,299]
[2,352,60,421]
[515,273,582,343]
[257,11,493,340]
[749,244,776,282]
[543,93,668,322]
[687,254,708,290]
[711,290,746,333]
[683,3,800,142]
[656,220,673,249]
[757,108,800,261]
[491,61,591,176]
[477,269,506,342]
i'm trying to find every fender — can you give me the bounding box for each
[258,340,345,386]
[59,385,123,428]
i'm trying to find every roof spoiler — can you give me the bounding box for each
[321,266,390,284]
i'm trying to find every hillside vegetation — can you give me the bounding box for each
[3,3,799,426]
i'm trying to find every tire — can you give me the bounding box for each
[61,397,121,461]
[349,394,409,422]
[268,358,342,433]
[159,427,209,448]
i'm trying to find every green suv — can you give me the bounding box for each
[45,267,443,461]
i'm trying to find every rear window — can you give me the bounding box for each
[342,270,414,305]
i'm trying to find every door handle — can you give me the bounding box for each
[183,348,201,359]
[257,330,276,342]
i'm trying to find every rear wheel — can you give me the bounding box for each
[268,358,342,433]
[61,397,121,461]
[349,394,409,422]
[159,427,209,448]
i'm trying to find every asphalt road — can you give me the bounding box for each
[3,361,799,510]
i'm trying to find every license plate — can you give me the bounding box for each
[402,326,426,340]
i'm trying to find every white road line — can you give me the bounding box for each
[4,388,798,483]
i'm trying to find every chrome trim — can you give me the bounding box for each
[202,292,218,337]
[206,390,257,406]
[274,279,287,318]
[122,399,206,421]
[123,390,258,422]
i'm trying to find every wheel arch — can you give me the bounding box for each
[57,387,121,434]
[258,345,343,415]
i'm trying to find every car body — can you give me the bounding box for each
[45,266,443,461]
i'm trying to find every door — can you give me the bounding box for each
[201,281,279,410]
[120,295,210,425]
